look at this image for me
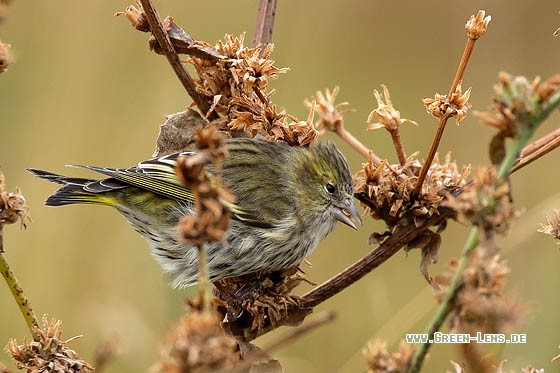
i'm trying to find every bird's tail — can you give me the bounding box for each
[27,168,117,206]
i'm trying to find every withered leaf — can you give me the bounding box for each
[153,109,208,157]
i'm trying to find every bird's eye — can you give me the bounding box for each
[325,183,336,194]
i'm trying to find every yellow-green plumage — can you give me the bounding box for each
[28,138,361,287]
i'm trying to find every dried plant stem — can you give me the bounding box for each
[247,213,449,342]
[252,0,277,49]
[389,129,407,165]
[511,127,560,173]
[336,126,382,165]
[0,226,39,339]
[263,311,335,353]
[413,38,477,199]
[301,214,447,308]
[138,0,215,118]
[197,244,212,311]
[407,227,478,373]
[408,92,560,372]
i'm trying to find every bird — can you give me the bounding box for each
[28,137,361,287]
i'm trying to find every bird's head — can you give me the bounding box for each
[294,142,362,230]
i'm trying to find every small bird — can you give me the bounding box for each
[28,138,361,287]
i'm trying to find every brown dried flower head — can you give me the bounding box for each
[0,172,31,229]
[444,167,518,236]
[6,316,93,372]
[175,127,233,246]
[538,209,560,244]
[355,152,469,228]
[152,308,239,373]
[188,34,287,112]
[306,86,352,133]
[363,339,415,373]
[465,10,491,40]
[214,267,313,337]
[0,41,14,74]
[435,252,526,337]
[367,85,417,132]
[478,73,560,140]
[115,2,149,32]
[355,152,468,282]
[423,82,472,125]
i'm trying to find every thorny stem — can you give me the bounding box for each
[389,129,407,165]
[408,91,560,372]
[336,126,382,165]
[252,0,277,51]
[412,38,477,199]
[0,226,39,340]
[197,244,211,311]
[263,311,336,352]
[138,0,216,119]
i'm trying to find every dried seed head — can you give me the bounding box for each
[215,267,313,337]
[355,152,469,228]
[465,10,491,40]
[188,34,287,109]
[367,85,417,132]
[423,82,472,125]
[175,127,233,246]
[0,40,14,74]
[435,252,526,338]
[538,210,560,244]
[306,86,352,133]
[355,152,468,282]
[6,316,93,372]
[0,172,31,229]
[363,339,415,373]
[152,308,239,372]
[477,73,560,140]
[115,2,150,32]
[443,167,518,236]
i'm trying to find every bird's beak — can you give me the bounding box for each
[333,200,363,230]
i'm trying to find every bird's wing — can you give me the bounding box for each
[69,152,196,203]
[70,152,276,228]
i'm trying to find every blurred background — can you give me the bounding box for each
[1,1,560,372]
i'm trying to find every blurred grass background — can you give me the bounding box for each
[1,1,560,372]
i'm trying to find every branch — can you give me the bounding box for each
[413,11,489,198]
[263,311,336,352]
[138,0,216,118]
[0,227,39,339]
[252,0,278,49]
[336,125,382,164]
[511,127,560,173]
[300,212,448,308]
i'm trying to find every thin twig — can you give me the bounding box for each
[389,129,407,165]
[336,126,382,165]
[198,244,211,311]
[263,311,336,353]
[412,38,477,199]
[252,0,278,50]
[0,226,39,339]
[300,213,447,308]
[511,127,560,173]
[138,0,215,118]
